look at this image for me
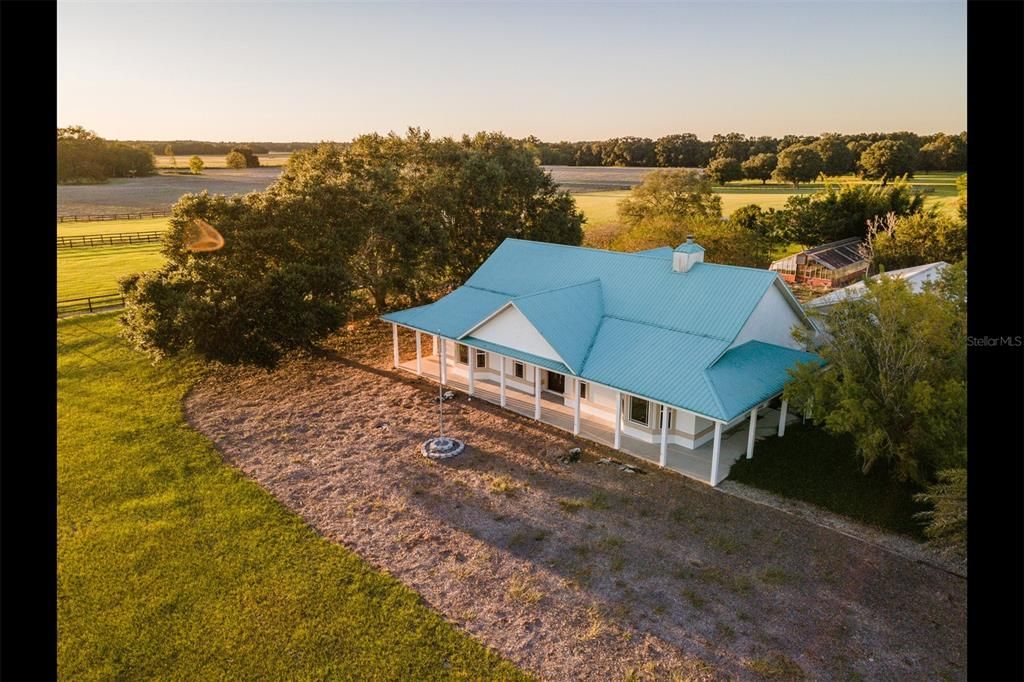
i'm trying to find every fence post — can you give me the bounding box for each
[87,297,93,313]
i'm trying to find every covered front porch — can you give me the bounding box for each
[391,325,796,486]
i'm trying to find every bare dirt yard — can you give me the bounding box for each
[185,321,966,681]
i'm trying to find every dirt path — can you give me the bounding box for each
[184,323,966,681]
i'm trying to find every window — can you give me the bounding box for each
[579,381,588,400]
[457,344,469,364]
[476,350,487,368]
[629,396,649,426]
[513,362,525,379]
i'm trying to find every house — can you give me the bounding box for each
[804,261,949,313]
[769,237,868,288]
[381,237,823,486]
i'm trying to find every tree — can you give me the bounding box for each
[812,134,855,176]
[57,125,155,183]
[228,146,261,168]
[654,134,711,167]
[119,188,360,366]
[705,157,743,185]
[617,169,722,228]
[918,133,966,171]
[710,133,750,162]
[225,150,247,169]
[865,211,967,271]
[955,173,967,221]
[164,144,176,167]
[913,468,967,562]
[741,153,777,184]
[772,145,823,186]
[611,214,773,268]
[785,269,966,484]
[858,139,916,184]
[189,155,204,174]
[775,178,925,245]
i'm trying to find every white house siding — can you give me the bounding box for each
[470,305,566,364]
[729,281,805,350]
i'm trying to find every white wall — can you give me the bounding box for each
[730,281,806,350]
[469,304,565,364]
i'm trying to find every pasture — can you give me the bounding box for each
[573,171,963,237]
[57,312,525,680]
[58,243,164,301]
[154,151,292,169]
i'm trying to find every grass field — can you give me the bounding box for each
[57,312,526,679]
[154,152,292,169]
[57,216,172,238]
[727,423,929,539]
[574,171,963,236]
[58,243,164,300]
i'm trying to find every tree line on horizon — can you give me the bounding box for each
[528,130,967,174]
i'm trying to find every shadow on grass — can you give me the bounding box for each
[727,422,929,539]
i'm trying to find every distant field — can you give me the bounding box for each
[58,243,164,300]
[573,171,963,235]
[154,151,292,169]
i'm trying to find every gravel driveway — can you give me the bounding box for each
[184,322,966,681]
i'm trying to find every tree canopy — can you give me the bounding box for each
[772,145,823,186]
[741,153,777,184]
[617,169,722,227]
[858,139,916,183]
[705,157,743,185]
[119,130,584,365]
[785,262,967,485]
[57,126,155,183]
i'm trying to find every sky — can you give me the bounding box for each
[57,1,966,142]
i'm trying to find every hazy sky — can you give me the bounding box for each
[57,1,966,142]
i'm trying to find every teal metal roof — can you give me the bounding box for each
[635,246,673,258]
[674,242,705,253]
[509,280,603,374]
[464,239,776,342]
[382,239,821,422]
[381,286,509,339]
[581,317,730,419]
[462,337,571,375]
[704,341,824,419]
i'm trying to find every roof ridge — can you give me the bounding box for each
[512,277,602,301]
[500,238,683,262]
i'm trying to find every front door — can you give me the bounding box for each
[546,371,565,394]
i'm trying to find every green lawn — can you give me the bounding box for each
[726,422,929,539]
[58,243,165,300]
[57,312,527,680]
[57,216,172,238]
[573,171,963,237]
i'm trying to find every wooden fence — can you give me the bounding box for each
[57,231,164,249]
[57,292,126,317]
[57,210,170,223]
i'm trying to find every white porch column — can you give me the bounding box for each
[710,422,723,485]
[431,334,438,356]
[778,399,789,437]
[613,392,622,450]
[659,405,669,467]
[468,349,475,396]
[391,324,400,368]
[746,407,758,459]
[499,356,507,407]
[533,366,542,420]
[439,338,447,385]
[573,379,581,435]
[415,332,422,376]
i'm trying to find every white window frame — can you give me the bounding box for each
[659,404,673,430]
[513,361,525,379]
[628,396,650,427]
[475,350,487,368]
[457,344,469,365]
[579,381,588,401]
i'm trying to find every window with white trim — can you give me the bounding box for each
[457,344,469,364]
[475,350,487,368]
[658,405,673,430]
[513,361,525,379]
[579,381,588,400]
[629,396,649,426]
